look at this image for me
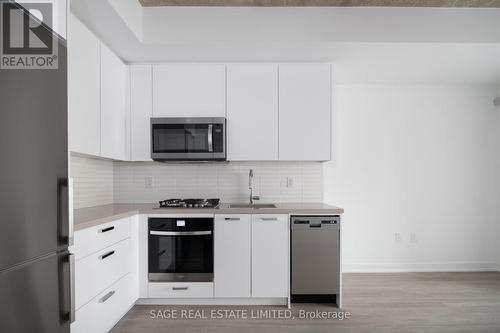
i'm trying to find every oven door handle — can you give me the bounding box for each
[150,231,212,236]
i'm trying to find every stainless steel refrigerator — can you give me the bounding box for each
[0,3,73,333]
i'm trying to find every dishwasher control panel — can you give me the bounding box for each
[292,216,340,228]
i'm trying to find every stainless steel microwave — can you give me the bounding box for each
[151,117,226,161]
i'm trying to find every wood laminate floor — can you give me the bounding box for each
[112,272,500,333]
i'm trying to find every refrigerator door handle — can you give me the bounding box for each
[68,178,74,246]
[59,252,75,325]
[69,253,75,323]
[57,177,70,247]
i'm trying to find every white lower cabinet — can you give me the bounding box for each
[251,214,289,298]
[72,274,134,333]
[214,214,289,299]
[75,238,131,309]
[71,216,138,333]
[214,215,251,297]
[73,217,131,261]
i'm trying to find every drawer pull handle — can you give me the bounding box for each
[99,290,115,303]
[99,250,115,260]
[260,217,278,221]
[172,287,188,291]
[99,226,115,233]
[225,217,240,221]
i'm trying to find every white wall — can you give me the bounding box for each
[114,161,322,204]
[324,84,499,272]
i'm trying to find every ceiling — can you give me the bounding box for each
[138,0,500,7]
[71,0,500,84]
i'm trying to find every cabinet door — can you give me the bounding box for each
[252,214,289,298]
[214,215,251,298]
[152,64,226,117]
[226,64,278,160]
[279,63,331,161]
[100,42,128,160]
[68,14,100,156]
[130,64,153,161]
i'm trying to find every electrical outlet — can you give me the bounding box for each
[410,233,417,243]
[145,176,153,189]
[394,233,402,243]
[286,177,294,188]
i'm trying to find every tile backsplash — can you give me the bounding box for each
[71,156,323,207]
[71,156,114,209]
[113,161,323,204]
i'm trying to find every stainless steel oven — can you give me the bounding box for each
[151,117,226,161]
[148,217,214,282]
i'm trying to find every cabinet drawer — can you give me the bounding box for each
[75,238,131,310]
[148,282,214,298]
[73,217,131,260]
[71,274,134,333]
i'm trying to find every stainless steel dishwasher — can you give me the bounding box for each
[291,215,340,304]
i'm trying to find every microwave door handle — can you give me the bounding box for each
[208,124,213,152]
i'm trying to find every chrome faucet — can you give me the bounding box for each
[249,169,260,204]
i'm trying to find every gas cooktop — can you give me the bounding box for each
[158,198,220,209]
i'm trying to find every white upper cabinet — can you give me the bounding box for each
[152,64,226,117]
[100,42,129,161]
[68,14,101,156]
[226,64,279,161]
[130,64,153,161]
[278,63,331,161]
[214,215,251,298]
[251,215,289,298]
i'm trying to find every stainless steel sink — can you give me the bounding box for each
[229,203,277,209]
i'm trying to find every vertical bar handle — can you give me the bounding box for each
[208,124,213,152]
[69,253,75,323]
[57,178,69,247]
[68,178,74,246]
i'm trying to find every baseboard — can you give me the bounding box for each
[342,262,498,273]
[136,298,288,306]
